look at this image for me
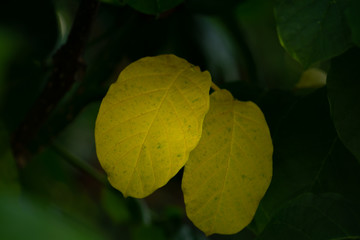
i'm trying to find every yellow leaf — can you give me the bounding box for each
[182,89,273,235]
[95,54,211,198]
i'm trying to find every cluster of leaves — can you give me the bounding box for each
[0,0,359,239]
[275,0,360,164]
[95,54,273,235]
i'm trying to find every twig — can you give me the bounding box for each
[211,81,221,91]
[11,0,100,167]
[51,142,108,186]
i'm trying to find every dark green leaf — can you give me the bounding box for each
[345,0,360,47]
[327,48,360,163]
[274,0,352,67]
[258,193,360,240]
[126,0,183,15]
[252,88,360,233]
[252,88,335,232]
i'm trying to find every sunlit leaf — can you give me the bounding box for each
[95,54,211,198]
[182,89,273,235]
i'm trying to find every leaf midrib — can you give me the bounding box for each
[123,67,189,196]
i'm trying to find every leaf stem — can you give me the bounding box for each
[211,81,221,91]
[50,142,108,186]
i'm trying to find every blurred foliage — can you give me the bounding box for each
[327,48,360,163]
[258,193,360,240]
[0,0,359,239]
[0,193,111,240]
[274,0,352,67]
[0,0,58,131]
[126,0,184,15]
[345,0,360,47]
[0,122,20,195]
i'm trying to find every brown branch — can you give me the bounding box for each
[11,0,100,168]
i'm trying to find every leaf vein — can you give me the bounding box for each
[233,120,262,151]
[234,111,264,125]
[107,88,168,106]
[102,108,157,136]
[124,67,188,194]
[104,133,146,161]
[209,107,234,233]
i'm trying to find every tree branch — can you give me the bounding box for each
[11,0,100,168]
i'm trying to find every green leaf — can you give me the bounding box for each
[126,0,183,15]
[258,193,360,240]
[345,0,360,47]
[274,0,352,67]
[101,188,131,224]
[95,54,211,198]
[0,194,110,240]
[182,89,273,235]
[252,88,360,233]
[263,88,335,209]
[327,48,360,163]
